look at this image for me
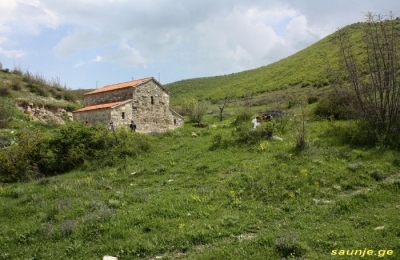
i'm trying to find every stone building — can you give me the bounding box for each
[73,77,184,133]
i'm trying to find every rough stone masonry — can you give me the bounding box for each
[73,77,184,133]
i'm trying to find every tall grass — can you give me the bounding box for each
[1,114,399,259]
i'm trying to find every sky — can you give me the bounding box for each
[0,1,399,89]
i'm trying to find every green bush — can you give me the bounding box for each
[0,86,11,97]
[0,98,16,128]
[324,121,377,147]
[0,122,151,182]
[233,123,275,145]
[307,96,319,104]
[0,130,45,182]
[230,109,252,127]
[314,91,354,119]
[27,84,49,97]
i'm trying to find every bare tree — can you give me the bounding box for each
[218,95,230,121]
[332,12,400,146]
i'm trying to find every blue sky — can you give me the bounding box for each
[0,0,399,89]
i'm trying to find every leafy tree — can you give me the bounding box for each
[181,98,207,123]
[331,12,400,148]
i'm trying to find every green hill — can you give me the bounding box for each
[1,19,400,259]
[0,66,87,128]
[165,22,365,105]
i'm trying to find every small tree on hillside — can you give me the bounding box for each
[218,95,230,121]
[331,12,400,147]
[182,97,207,123]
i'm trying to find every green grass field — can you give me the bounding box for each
[1,112,399,260]
[1,17,400,260]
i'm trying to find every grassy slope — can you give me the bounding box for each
[0,115,399,259]
[0,68,85,111]
[1,21,400,260]
[165,23,364,105]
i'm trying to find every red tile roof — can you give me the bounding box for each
[73,99,131,113]
[84,77,153,96]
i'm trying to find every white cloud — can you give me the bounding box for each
[92,56,103,62]
[104,43,149,67]
[3,0,60,35]
[283,15,320,50]
[54,29,114,57]
[74,61,85,68]
[1,0,400,87]
[0,47,26,58]
[194,6,296,73]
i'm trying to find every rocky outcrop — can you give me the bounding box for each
[16,101,73,125]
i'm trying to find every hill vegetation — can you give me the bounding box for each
[0,65,88,129]
[165,22,373,105]
[1,15,400,259]
[0,114,399,259]
[0,65,84,108]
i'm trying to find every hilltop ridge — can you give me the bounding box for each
[165,22,366,104]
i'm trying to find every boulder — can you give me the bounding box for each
[103,256,118,260]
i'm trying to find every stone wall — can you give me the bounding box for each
[73,108,111,125]
[110,102,133,128]
[168,109,184,130]
[73,101,133,128]
[131,81,172,132]
[84,87,133,107]
[75,78,184,133]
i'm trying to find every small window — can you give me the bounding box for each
[174,119,177,125]
[121,112,125,119]
[151,96,154,105]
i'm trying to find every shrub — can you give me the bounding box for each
[331,13,400,148]
[276,232,307,258]
[0,86,11,97]
[181,98,207,123]
[232,122,275,145]
[27,84,49,97]
[0,130,45,182]
[231,109,252,127]
[307,96,319,104]
[314,91,354,119]
[11,78,23,91]
[324,121,377,147]
[0,122,152,182]
[0,98,16,128]
[63,90,78,102]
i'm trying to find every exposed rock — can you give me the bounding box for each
[271,136,283,141]
[103,256,118,260]
[16,101,73,125]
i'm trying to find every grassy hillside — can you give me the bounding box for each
[0,114,399,259]
[1,18,400,259]
[165,23,365,105]
[0,66,85,112]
